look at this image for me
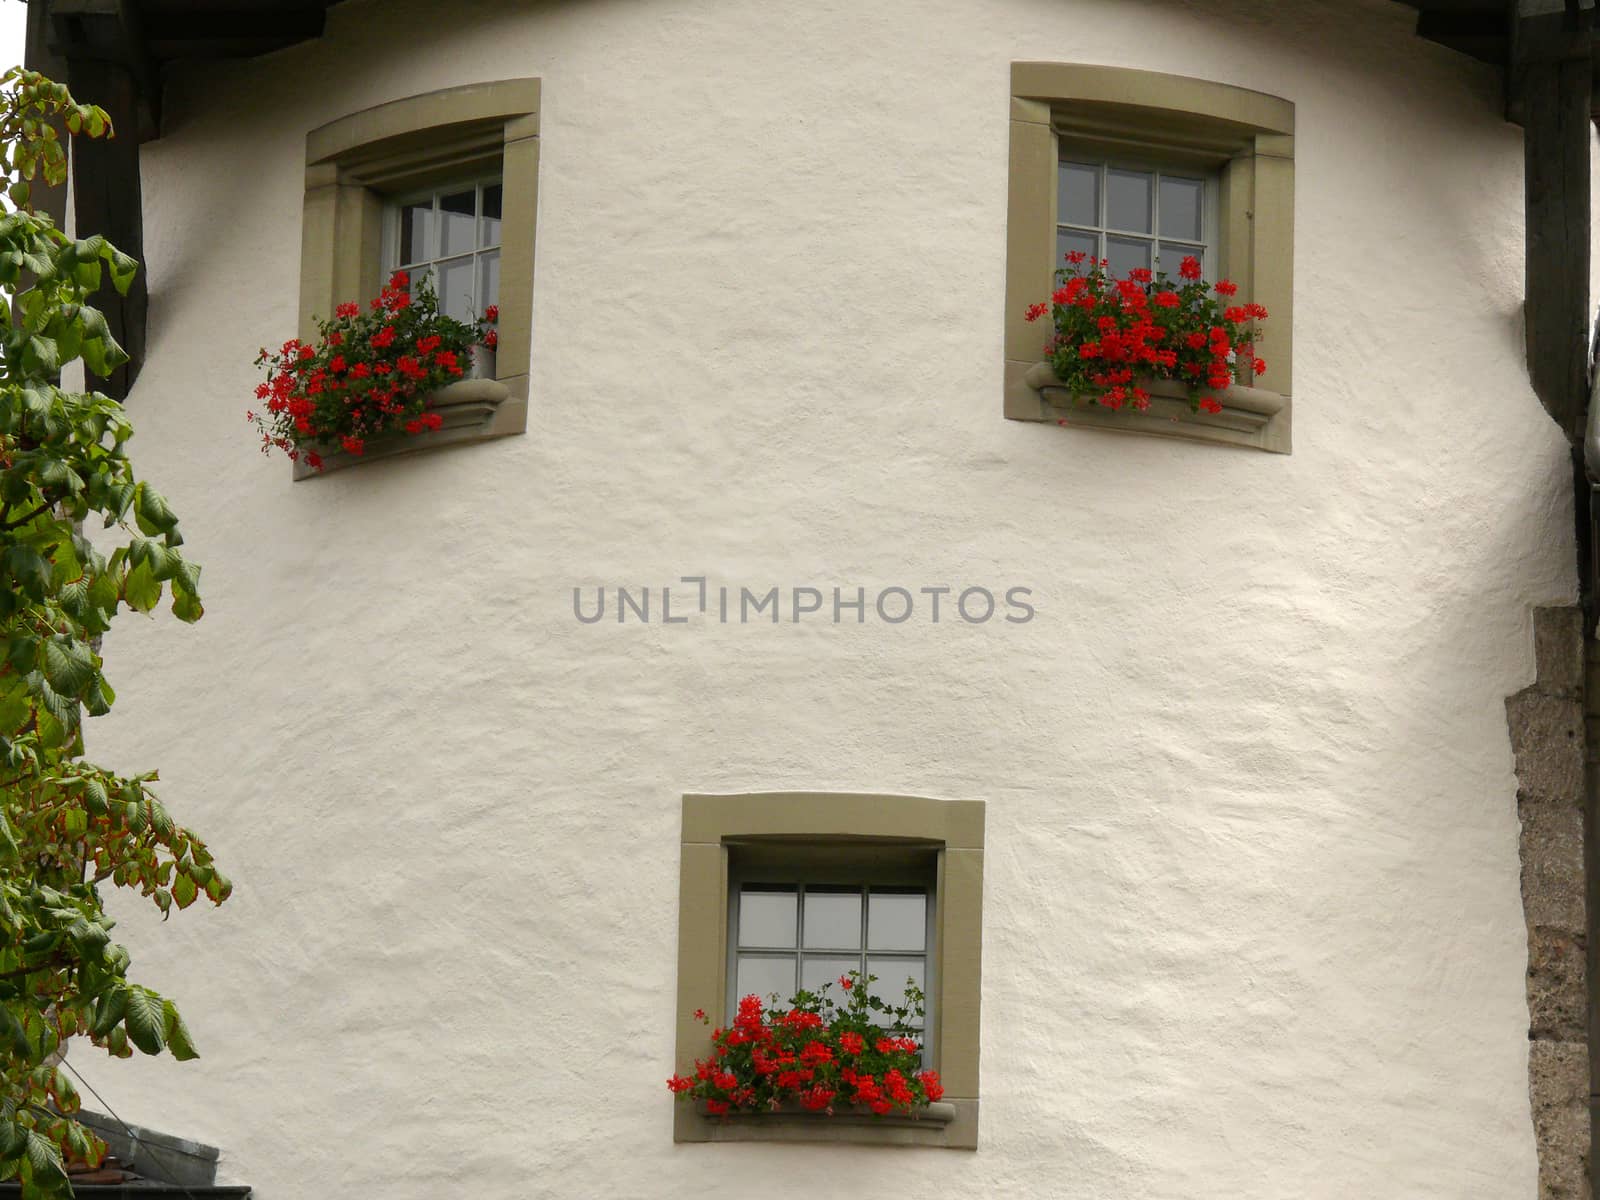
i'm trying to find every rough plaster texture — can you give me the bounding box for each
[1509,608,1589,1198]
[68,0,1582,1195]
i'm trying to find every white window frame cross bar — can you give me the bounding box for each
[1055,157,1218,281]
[728,878,936,1065]
[383,177,503,323]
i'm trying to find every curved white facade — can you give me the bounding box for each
[80,0,1571,1194]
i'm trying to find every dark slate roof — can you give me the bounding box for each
[1397,0,1600,121]
[40,0,350,138]
[53,0,349,63]
[0,1187,251,1198]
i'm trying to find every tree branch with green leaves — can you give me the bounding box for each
[0,67,227,1198]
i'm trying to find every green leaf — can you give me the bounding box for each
[107,248,137,295]
[62,1119,96,1166]
[40,636,94,699]
[50,1068,78,1115]
[5,634,37,673]
[132,484,178,537]
[2,546,50,600]
[171,872,196,910]
[82,778,107,816]
[25,333,58,373]
[122,988,164,1055]
[123,560,160,613]
[89,987,126,1038]
[161,1000,198,1061]
[22,1129,66,1188]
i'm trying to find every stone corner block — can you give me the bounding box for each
[1528,926,1588,1042]
[1519,800,1586,930]
[1528,1040,1591,1200]
[1534,607,1585,697]
[1507,690,1585,805]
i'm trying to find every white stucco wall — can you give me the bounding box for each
[70,0,1575,1195]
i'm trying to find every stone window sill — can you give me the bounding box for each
[1005,362,1291,455]
[675,1097,976,1149]
[291,374,528,479]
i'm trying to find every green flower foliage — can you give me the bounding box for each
[0,69,227,1197]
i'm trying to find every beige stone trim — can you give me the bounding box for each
[305,78,541,166]
[1011,63,1292,136]
[290,375,530,479]
[674,792,985,1150]
[1508,607,1590,1197]
[679,1099,979,1149]
[1005,63,1295,446]
[1019,365,1290,454]
[294,80,540,479]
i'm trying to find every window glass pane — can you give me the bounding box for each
[481,184,503,248]
[868,892,925,951]
[398,200,432,265]
[736,954,797,1006]
[738,888,797,948]
[1106,169,1152,233]
[439,189,478,258]
[408,263,434,297]
[1057,161,1099,227]
[1057,228,1098,268]
[868,959,926,1025]
[1106,236,1152,278]
[437,257,477,323]
[479,250,501,311]
[1159,175,1203,242]
[800,955,863,999]
[803,889,861,950]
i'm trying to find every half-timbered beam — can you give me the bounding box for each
[1515,1,1593,442]
[64,54,147,400]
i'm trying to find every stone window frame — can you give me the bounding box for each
[1004,63,1295,454]
[294,78,540,478]
[674,792,985,1150]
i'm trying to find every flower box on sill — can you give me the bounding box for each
[685,1097,960,1148]
[1023,363,1291,455]
[290,376,525,479]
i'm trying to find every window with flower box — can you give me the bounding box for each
[294,79,538,477]
[1005,63,1295,453]
[675,793,984,1150]
[730,858,935,1067]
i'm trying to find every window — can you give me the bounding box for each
[387,179,503,324]
[675,793,984,1149]
[1056,160,1217,281]
[730,863,934,1064]
[1005,63,1294,453]
[295,79,539,476]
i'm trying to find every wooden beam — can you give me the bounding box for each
[23,1,70,237]
[48,1,160,139]
[1415,11,1508,62]
[1521,55,1593,442]
[65,55,147,401]
[139,7,327,42]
